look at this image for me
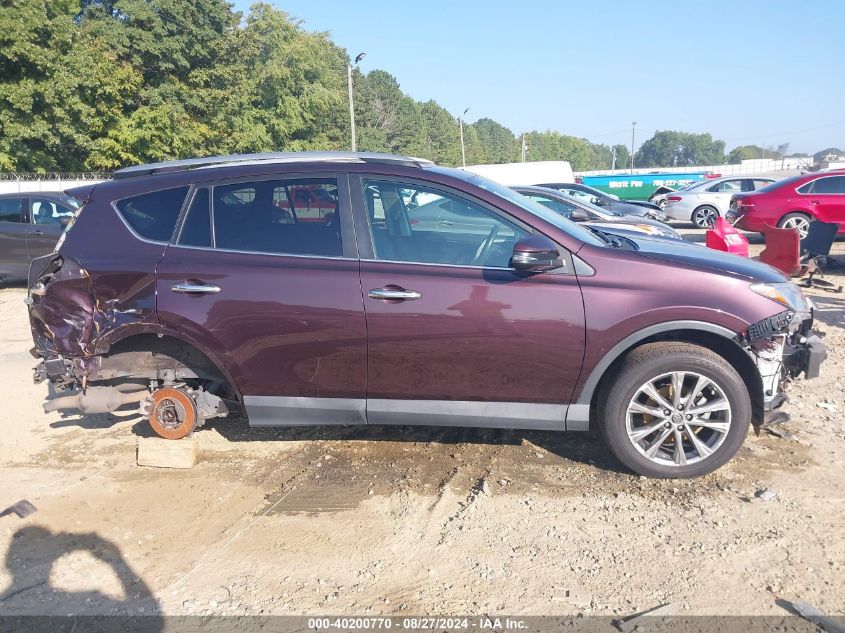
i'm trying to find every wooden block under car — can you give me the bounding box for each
[136,436,198,469]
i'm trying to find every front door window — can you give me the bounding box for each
[363,180,528,268]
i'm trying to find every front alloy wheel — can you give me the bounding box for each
[599,342,751,478]
[626,371,731,467]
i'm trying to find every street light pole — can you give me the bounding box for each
[459,107,470,167]
[630,121,637,173]
[347,52,366,152]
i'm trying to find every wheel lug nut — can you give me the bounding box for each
[664,422,671,429]
[677,404,684,410]
[686,414,693,421]
[677,425,684,431]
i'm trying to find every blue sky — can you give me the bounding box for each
[232,0,845,154]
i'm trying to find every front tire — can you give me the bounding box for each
[691,205,719,228]
[598,342,751,478]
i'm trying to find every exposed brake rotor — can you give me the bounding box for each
[147,387,198,440]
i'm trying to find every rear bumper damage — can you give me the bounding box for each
[27,254,230,424]
[740,309,826,412]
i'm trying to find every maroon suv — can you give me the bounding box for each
[26,152,826,478]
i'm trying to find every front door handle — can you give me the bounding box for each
[171,282,221,295]
[31,230,44,236]
[368,287,422,301]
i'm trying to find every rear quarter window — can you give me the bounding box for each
[115,187,190,242]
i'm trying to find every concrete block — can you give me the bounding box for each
[137,436,198,469]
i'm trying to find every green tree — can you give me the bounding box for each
[416,100,461,166]
[472,118,518,163]
[726,145,779,163]
[612,144,630,170]
[635,131,726,167]
[353,69,424,155]
[0,0,139,170]
[521,131,605,171]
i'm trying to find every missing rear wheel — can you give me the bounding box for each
[148,388,198,440]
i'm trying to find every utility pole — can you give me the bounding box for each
[630,121,637,173]
[611,146,616,171]
[521,134,527,162]
[459,107,470,167]
[347,52,366,152]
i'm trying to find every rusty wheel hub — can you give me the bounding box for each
[148,387,197,440]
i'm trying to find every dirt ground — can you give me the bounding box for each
[0,227,843,619]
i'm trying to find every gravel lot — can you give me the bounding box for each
[1,226,843,618]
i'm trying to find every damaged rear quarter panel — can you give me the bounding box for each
[28,190,168,360]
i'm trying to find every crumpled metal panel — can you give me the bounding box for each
[28,255,156,366]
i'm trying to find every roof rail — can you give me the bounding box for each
[112,151,435,180]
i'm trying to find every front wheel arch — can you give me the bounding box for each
[583,328,764,431]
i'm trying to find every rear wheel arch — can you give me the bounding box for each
[579,324,763,428]
[777,210,812,225]
[98,331,242,401]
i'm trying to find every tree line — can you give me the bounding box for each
[0,1,825,173]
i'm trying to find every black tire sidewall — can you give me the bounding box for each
[601,350,751,478]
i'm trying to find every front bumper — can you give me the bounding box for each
[742,310,826,411]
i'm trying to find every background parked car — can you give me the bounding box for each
[727,170,845,238]
[664,176,775,228]
[650,180,707,210]
[534,182,666,220]
[0,192,78,282]
[511,186,681,240]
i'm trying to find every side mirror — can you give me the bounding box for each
[594,197,609,207]
[570,209,590,222]
[511,235,561,272]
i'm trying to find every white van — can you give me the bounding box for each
[461,161,574,186]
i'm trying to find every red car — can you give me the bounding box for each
[728,170,845,238]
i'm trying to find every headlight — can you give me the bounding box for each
[750,282,810,312]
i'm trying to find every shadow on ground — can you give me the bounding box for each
[0,526,161,621]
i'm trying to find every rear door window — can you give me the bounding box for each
[709,180,743,193]
[211,178,342,257]
[811,176,845,194]
[31,198,75,226]
[178,189,212,247]
[0,198,23,223]
[115,187,190,242]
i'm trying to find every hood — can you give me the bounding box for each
[625,234,787,282]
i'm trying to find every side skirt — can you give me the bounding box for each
[244,397,590,431]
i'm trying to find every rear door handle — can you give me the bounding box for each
[368,287,422,301]
[810,200,822,204]
[171,282,221,294]
[31,230,44,236]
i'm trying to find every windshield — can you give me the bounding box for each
[469,175,605,247]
